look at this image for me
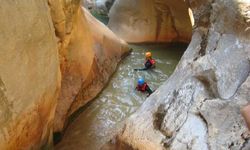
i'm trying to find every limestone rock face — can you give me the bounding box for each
[0,0,128,148]
[108,0,193,43]
[113,0,250,149]
[0,1,60,149]
[68,8,129,116]
[49,0,129,132]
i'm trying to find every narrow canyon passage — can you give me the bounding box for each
[55,44,187,150]
[1,0,249,149]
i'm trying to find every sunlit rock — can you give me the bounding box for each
[108,0,192,43]
[49,0,129,133]
[0,0,128,149]
[0,1,60,149]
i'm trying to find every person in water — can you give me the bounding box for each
[144,51,156,70]
[136,78,153,96]
[134,51,156,71]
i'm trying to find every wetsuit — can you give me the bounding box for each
[143,58,155,70]
[136,83,153,96]
[134,58,156,71]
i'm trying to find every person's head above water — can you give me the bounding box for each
[138,78,145,86]
[145,52,152,59]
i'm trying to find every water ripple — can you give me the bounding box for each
[55,44,186,150]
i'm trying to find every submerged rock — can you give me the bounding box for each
[109,0,250,149]
[108,0,193,43]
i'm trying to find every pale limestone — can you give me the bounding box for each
[112,0,250,149]
[108,0,192,43]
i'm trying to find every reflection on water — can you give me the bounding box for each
[55,44,186,150]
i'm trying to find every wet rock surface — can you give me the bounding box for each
[108,0,193,43]
[110,0,250,149]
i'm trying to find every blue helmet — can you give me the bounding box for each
[138,78,145,85]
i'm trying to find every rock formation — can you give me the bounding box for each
[49,0,129,133]
[0,0,128,149]
[108,0,193,43]
[109,0,250,149]
[0,1,61,149]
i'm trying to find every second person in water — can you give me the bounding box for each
[136,78,153,96]
[144,52,156,70]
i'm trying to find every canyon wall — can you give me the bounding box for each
[0,0,129,149]
[48,0,129,133]
[0,1,61,149]
[110,0,250,149]
[108,0,193,43]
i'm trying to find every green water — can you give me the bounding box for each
[55,44,186,150]
[91,11,109,25]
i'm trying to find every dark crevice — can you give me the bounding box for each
[105,0,115,12]
[154,9,163,41]
[154,1,164,41]
[168,9,180,41]
[155,85,196,148]
[195,69,218,99]
[199,33,208,56]
[196,112,211,150]
[212,33,222,51]
[153,104,167,131]
[240,134,250,150]
[153,91,177,142]
[197,112,208,130]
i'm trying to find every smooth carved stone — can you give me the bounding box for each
[108,0,193,43]
[0,0,129,149]
[52,1,129,133]
[0,1,60,149]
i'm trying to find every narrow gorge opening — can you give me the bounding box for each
[55,0,193,149]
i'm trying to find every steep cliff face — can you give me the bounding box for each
[0,1,60,149]
[111,0,250,149]
[108,0,193,43]
[67,8,129,117]
[48,0,129,133]
[0,0,129,149]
